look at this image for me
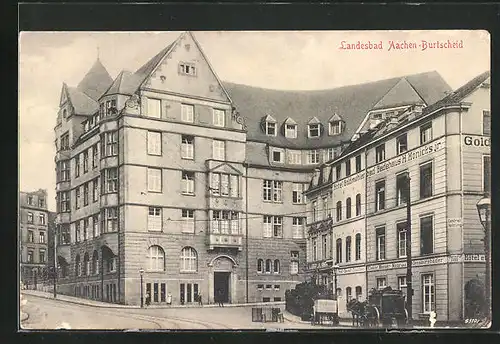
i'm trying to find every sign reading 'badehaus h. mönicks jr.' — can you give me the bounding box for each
[367,137,445,177]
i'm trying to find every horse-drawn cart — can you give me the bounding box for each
[311,299,339,325]
[347,287,408,328]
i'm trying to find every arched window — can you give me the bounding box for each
[265,259,272,273]
[346,197,352,219]
[355,233,362,260]
[346,287,352,301]
[336,239,342,264]
[92,250,99,275]
[355,286,363,300]
[336,201,342,221]
[257,259,264,273]
[346,236,352,262]
[273,259,280,274]
[147,245,165,271]
[180,247,197,272]
[75,254,81,277]
[83,253,90,276]
[355,194,362,216]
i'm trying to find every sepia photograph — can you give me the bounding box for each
[18,30,491,330]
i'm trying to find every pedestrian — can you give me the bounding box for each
[198,292,203,306]
[217,289,224,307]
[166,292,172,305]
[145,292,151,307]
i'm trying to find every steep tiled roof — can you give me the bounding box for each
[222,71,451,149]
[67,87,99,115]
[76,59,113,101]
[135,42,176,81]
[102,70,144,97]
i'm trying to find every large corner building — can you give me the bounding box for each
[54,31,457,306]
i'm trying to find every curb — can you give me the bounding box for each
[22,291,286,310]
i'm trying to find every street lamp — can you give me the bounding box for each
[139,268,144,308]
[333,263,339,318]
[476,194,491,320]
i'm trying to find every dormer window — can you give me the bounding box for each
[284,117,298,138]
[263,115,277,136]
[308,124,320,138]
[329,121,343,135]
[271,148,284,163]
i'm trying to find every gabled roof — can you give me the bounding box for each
[329,113,343,122]
[284,117,297,125]
[222,71,451,149]
[372,77,425,110]
[308,117,321,124]
[264,114,277,123]
[135,41,177,82]
[76,58,113,101]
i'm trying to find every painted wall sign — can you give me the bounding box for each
[448,218,463,228]
[366,137,445,177]
[464,254,486,262]
[463,135,490,147]
[366,254,470,271]
[337,266,367,275]
[333,172,365,190]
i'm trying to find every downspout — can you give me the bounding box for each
[245,163,249,303]
[364,147,368,298]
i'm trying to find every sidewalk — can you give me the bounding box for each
[21,289,286,309]
[282,310,354,328]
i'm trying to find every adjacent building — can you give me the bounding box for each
[305,71,491,322]
[19,189,50,288]
[54,31,454,306]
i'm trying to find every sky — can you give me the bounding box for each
[19,30,490,211]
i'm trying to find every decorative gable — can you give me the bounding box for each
[284,117,297,125]
[208,162,243,176]
[59,83,70,107]
[140,32,232,103]
[308,116,321,124]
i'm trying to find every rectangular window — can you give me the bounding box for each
[83,150,89,173]
[422,274,435,313]
[28,230,34,243]
[420,215,434,255]
[59,191,70,212]
[181,104,194,123]
[147,98,161,119]
[355,194,362,216]
[27,250,33,263]
[213,109,225,127]
[271,149,283,163]
[376,277,387,289]
[257,284,264,290]
[101,131,118,157]
[376,226,386,261]
[161,283,166,302]
[179,63,196,76]
[375,180,385,211]
[355,234,361,260]
[292,183,304,204]
[346,236,352,262]
[83,218,89,240]
[307,150,320,164]
[323,196,329,219]
[60,160,70,181]
[212,140,226,160]
[322,234,328,259]
[292,217,305,239]
[39,231,45,244]
[93,178,99,202]
[308,124,320,137]
[329,121,342,135]
[483,155,491,193]
[398,276,407,297]
[345,159,351,176]
[420,162,433,199]
[102,168,118,193]
[396,173,409,206]
[483,110,491,135]
[420,122,433,145]
[75,222,80,243]
[60,133,70,150]
[397,221,407,258]
[93,214,100,237]
[83,183,89,206]
[182,171,195,194]
[290,261,299,275]
[75,187,81,209]
[220,174,229,196]
[102,208,118,233]
[396,134,407,155]
[148,207,162,231]
[181,135,194,159]
[266,121,277,136]
[154,283,159,303]
[38,213,46,225]
[147,168,162,192]
[336,239,342,264]
[336,201,342,221]
[324,147,338,162]
[75,155,80,177]
[336,165,341,180]
[181,209,195,233]
[285,124,297,138]
[147,131,162,156]
[263,180,282,202]
[262,216,282,238]
[312,200,318,222]
[355,155,362,172]
[375,144,385,163]
[92,144,99,169]
[287,150,302,164]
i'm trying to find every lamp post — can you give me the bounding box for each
[53,219,59,298]
[476,194,491,320]
[139,268,144,308]
[333,263,339,318]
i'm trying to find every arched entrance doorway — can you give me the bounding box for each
[208,255,238,304]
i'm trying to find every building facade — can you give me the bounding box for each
[305,71,490,322]
[19,189,50,288]
[53,31,453,306]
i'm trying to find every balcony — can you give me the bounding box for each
[207,233,243,251]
